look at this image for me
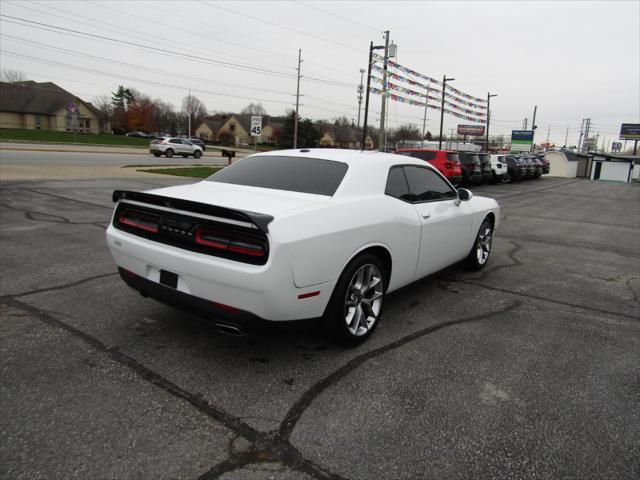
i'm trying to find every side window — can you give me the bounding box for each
[169,139,181,144]
[385,167,411,202]
[403,166,457,203]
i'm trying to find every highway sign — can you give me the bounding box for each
[251,116,262,137]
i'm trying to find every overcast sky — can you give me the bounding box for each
[1,0,638,146]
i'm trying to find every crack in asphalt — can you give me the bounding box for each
[278,301,522,440]
[488,179,584,199]
[498,233,639,258]
[0,202,108,230]
[19,188,114,210]
[7,272,118,299]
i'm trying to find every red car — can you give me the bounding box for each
[395,149,463,186]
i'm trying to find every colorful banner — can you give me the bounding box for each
[369,87,486,124]
[370,75,486,118]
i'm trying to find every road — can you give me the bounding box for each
[0,147,232,180]
[1,170,639,479]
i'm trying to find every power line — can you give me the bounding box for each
[293,1,382,33]
[198,0,364,53]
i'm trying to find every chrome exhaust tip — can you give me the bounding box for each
[215,323,246,337]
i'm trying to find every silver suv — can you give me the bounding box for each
[150,137,203,158]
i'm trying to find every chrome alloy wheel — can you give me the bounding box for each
[476,222,493,265]
[344,264,383,337]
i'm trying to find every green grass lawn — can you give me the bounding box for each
[137,166,224,178]
[0,129,150,147]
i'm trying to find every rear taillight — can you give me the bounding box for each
[518,164,525,168]
[195,227,265,257]
[444,162,453,169]
[118,209,159,233]
[496,163,502,168]
[161,140,167,145]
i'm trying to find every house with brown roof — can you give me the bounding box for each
[318,123,375,150]
[216,114,286,145]
[194,116,226,142]
[0,81,110,133]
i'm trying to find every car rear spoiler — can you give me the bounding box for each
[112,190,274,233]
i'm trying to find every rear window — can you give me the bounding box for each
[207,155,348,196]
[446,153,460,162]
[406,151,437,162]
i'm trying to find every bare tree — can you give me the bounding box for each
[240,102,267,115]
[1,69,27,82]
[182,94,208,129]
[93,95,113,118]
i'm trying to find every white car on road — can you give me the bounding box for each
[106,149,500,345]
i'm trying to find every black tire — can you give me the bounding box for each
[153,152,161,157]
[502,173,511,184]
[194,150,202,159]
[182,155,189,158]
[324,254,386,346]
[465,217,493,271]
[165,149,174,158]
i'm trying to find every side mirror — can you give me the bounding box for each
[455,188,473,206]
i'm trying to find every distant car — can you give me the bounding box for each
[476,153,493,183]
[395,148,463,186]
[127,131,154,138]
[489,154,510,183]
[506,156,527,181]
[106,149,500,345]
[521,156,541,178]
[150,137,203,158]
[458,152,483,186]
[187,138,206,151]
[535,154,550,174]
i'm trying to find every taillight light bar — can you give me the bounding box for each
[118,209,160,233]
[195,227,265,257]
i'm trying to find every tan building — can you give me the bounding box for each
[0,81,109,133]
[194,117,225,142]
[318,124,375,150]
[217,114,286,145]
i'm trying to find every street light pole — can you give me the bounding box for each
[421,86,430,147]
[362,41,384,150]
[378,30,390,152]
[438,75,454,149]
[293,48,302,149]
[485,93,497,153]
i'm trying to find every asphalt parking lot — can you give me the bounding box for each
[1,173,639,479]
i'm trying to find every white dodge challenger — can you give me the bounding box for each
[106,149,499,345]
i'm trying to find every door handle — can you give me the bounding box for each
[422,214,431,219]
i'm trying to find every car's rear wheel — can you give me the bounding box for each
[324,254,385,346]
[182,154,189,158]
[194,150,202,158]
[465,217,493,270]
[165,149,174,158]
[153,152,161,157]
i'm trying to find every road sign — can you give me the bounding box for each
[66,102,77,113]
[611,142,622,152]
[250,116,262,137]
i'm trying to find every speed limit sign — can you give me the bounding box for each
[250,116,262,137]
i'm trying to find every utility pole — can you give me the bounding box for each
[523,118,528,130]
[485,93,497,152]
[187,89,192,138]
[530,105,537,152]
[362,41,385,150]
[578,119,585,151]
[564,126,569,148]
[293,49,302,149]
[583,118,591,152]
[421,86,430,147]
[449,128,454,149]
[357,68,365,128]
[546,126,550,145]
[438,75,455,149]
[378,30,390,152]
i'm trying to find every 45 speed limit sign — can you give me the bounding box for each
[251,116,262,137]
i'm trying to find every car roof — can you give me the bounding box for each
[395,148,456,153]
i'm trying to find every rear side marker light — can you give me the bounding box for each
[195,228,265,257]
[298,291,320,300]
[211,301,241,313]
[121,268,137,278]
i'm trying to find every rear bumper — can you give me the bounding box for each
[106,225,335,321]
[118,267,319,333]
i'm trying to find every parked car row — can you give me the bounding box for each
[395,148,549,186]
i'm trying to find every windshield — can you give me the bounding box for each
[207,155,349,196]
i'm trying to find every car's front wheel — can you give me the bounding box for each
[324,254,385,346]
[465,217,493,270]
[194,150,202,158]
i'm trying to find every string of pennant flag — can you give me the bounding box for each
[371,53,487,111]
[370,76,487,118]
[368,87,486,124]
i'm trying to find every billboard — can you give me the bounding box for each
[619,123,640,140]
[457,124,486,136]
[510,130,534,152]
